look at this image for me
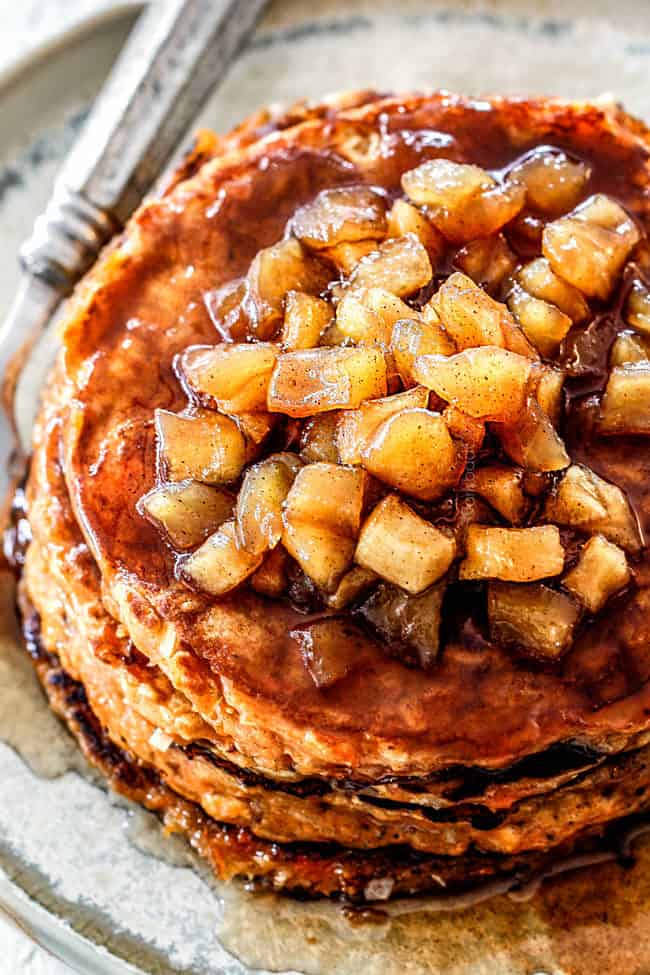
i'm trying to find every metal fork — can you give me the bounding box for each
[0,0,269,483]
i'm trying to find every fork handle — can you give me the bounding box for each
[19,0,268,290]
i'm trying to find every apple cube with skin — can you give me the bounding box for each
[181,520,263,596]
[180,342,278,414]
[413,346,534,423]
[337,386,429,464]
[355,494,456,594]
[268,347,387,417]
[488,582,580,659]
[599,363,650,435]
[300,412,341,464]
[360,580,447,668]
[610,332,650,367]
[391,317,456,387]
[386,199,446,262]
[625,279,650,336]
[155,409,247,485]
[509,151,591,216]
[362,408,464,501]
[563,535,630,613]
[348,234,432,297]
[246,238,331,338]
[543,464,642,554]
[283,463,366,591]
[498,395,570,472]
[291,185,388,250]
[542,194,640,300]
[463,464,530,524]
[459,524,564,581]
[507,284,573,358]
[455,234,517,294]
[292,617,367,690]
[280,291,332,351]
[140,481,234,549]
[516,258,589,324]
[236,453,302,557]
[326,566,378,610]
[335,288,416,347]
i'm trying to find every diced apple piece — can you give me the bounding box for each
[181,520,263,595]
[516,258,589,323]
[320,240,379,274]
[180,343,278,414]
[268,347,387,417]
[464,464,529,524]
[599,363,650,435]
[543,464,642,553]
[610,331,650,367]
[391,317,455,387]
[335,288,415,347]
[337,387,429,464]
[386,199,446,262]
[348,234,432,297]
[155,410,247,485]
[140,481,234,549]
[300,413,341,464]
[326,566,378,610]
[488,582,580,659]
[355,495,456,594]
[250,546,289,598]
[233,412,278,460]
[236,453,301,556]
[498,396,569,472]
[280,291,332,350]
[413,346,533,423]
[459,524,564,581]
[433,272,533,356]
[533,366,565,426]
[291,186,387,249]
[542,194,640,300]
[625,279,650,336]
[292,618,366,689]
[455,234,517,293]
[402,159,494,207]
[563,535,630,613]
[204,278,249,341]
[362,408,464,501]
[442,405,485,451]
[509,151,590,215]
[507,284,572,357]
[283,463,365,591]
[360,581,447,668]
[246,238,331,338]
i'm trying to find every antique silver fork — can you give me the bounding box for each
[0,0,269,483]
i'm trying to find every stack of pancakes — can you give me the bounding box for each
[18,91,650,901]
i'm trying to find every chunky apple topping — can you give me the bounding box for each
[141,147,647,684]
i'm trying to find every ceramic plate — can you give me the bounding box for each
[4,3,650,973]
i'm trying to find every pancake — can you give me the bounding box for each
[16,90,650,899]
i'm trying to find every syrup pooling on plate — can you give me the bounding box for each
[142,145,647,688]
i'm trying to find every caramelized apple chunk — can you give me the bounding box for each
[361,581,447,668]
[348,234,432,296]
[610,331,650,366]
[268,347,387,417]
[283,463,366,591]
[442,405,485,451]
[236,453,301,556]
[507,284,573,358]
[464,465,530,524]
[533,366,565,426]
[433,272,531,353]
[181,520,263,595]
[509,151,591,216]
[454,234,517,293]
[293,618,366,689]
[337,387,429,464]
[335,288,415,347]
[326,566,378,610]
[488,583,580,659]
[291,185,388,250]
[625,278,650,336]
[246,238,331,338]
[459,525,564,581]
[498,394,569,472]
[204,278,249,341]
[300,412,341,464]
[155,409,247,485]
[599,363,650,435]
[413,346,533,423]
[250,546,289,598]
[362,408,464,501]
[355,495,456,594]
[543,464,642,554]
[386,199,446,263]
[180,343,278,414]
[320,240,379,274]
[140,481,234,549]
[280,291,332,350]
[563,535,630,613]
[391,317,456,387]
[516,258,589,324]
[542,194,640,300]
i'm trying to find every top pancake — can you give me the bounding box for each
[50,91,650,779]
